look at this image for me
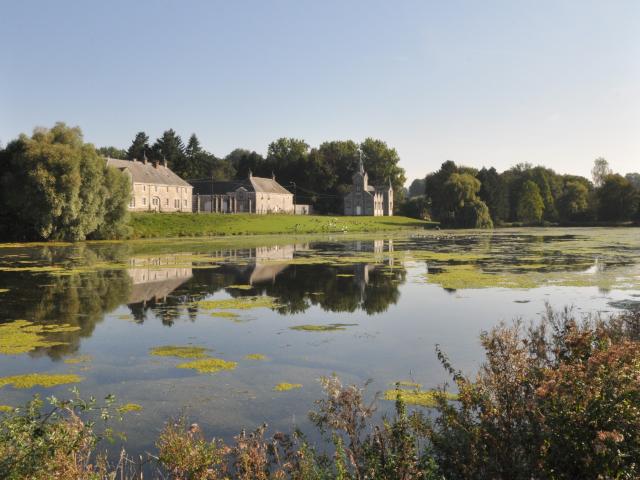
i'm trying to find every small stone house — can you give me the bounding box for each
[343,158,393,216]
[191,172,295,214]
[106,157,193,212]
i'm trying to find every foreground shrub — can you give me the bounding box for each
[429,306,640,480]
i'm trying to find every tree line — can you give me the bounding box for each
[402,158,640,227]
[104,129,406,214]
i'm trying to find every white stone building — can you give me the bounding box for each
[343,157,393,216]
[106,157,193,212]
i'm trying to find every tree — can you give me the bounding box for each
[152,129,186,176]
[97,146,127,159]
[557,180,590,222]
[442,173,493,228]
[425,160,459,221]
[477,167,509,223]
[408,178,426,198]
[625,172,640,190]
[0,123,130,241]
[591,157,612,188]
[517,180,545,224]
[597,174,637,221]
[126,132,149,161]
[398,196,430,220]
[228,149,266,179]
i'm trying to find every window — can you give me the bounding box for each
[154,185,157,192]
[142,198,146,205]
[143,185,146,191]
[129,198,135,208]
[175,199,179,208]
[165,198,169,206]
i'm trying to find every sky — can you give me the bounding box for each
[1,0,638,184]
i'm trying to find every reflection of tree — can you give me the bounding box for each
[0,244,133,360]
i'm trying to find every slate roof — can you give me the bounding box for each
[106,158,191,187]
[189,176,292,195]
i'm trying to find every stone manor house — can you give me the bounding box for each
[107,157,193,212]
[343,157,393,216]
[190,172,299,214]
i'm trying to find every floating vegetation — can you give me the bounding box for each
[149,345,210,359]
[117,403,143,413]
[336,274,355,277]
[289,323,357,332]
[198,296,280,310]
[0,289,8,294]
[0,405,14,413]
[63,355,92,365]
[274,382,302,391]
[0,320,81,355]
[117,314,134,321]
[176,357,237,374]
[383,387,457,407]
[226,284,253,290]
[391,380,422,388]
[244,353,267,361]
[0,373,83,389]
[210,311,240,319]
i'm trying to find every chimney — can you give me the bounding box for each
[162,156,167,168]
[142,152,148,165]
[272,171,276,181]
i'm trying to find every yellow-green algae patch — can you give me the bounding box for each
[0,320,81,355]
[226,284,253,290]
[149,345,210,359]
[391,380,422,389]
[63,355,92,365]
[210,311,241,318]
[0,289,8,293]
[176,357,237,373]
[383,388,457,407]
[244,353,267,361]
[274,382,302,392]
[117,403,143,413]
[336,274,355,277]
[0,405,14,413]
[198,296,280,310]
[289,323,357,332]
[0,373,83,389]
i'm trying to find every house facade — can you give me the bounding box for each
[343,158,393,216]
[190,173,297,214]
[107,157,193,212]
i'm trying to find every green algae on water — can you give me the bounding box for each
[210,311,241,319]
[63,354,92,365]
[176,357,237,373]
[0,289,8,294]
[274,382,302,391]
[0,373,83,389]
[198,296,280,310]
[226,284,253,290]
[149,345,210,359]
[289,323,357,332]
[0,320,81,355]
[391,380,422,389]
[117,403,143,413]
[383,388,457,407]
[244,353,267,360]
[0,405,14,413]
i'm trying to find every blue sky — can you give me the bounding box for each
[1,0,638,183]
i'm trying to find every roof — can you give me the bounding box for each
[249,176,292,194]
[189,175,292,196]
[106,158,191,188]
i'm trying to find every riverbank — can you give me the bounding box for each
[129,212,434,238]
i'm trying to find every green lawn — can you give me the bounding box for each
[129,213,433,238]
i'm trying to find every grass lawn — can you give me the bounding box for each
[129,213,433,238]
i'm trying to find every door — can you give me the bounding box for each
[356,205,362,215]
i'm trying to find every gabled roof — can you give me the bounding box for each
[106,158,191,187]
[189,176,292,196]
[249,176,292,194]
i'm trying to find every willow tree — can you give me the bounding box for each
[0,123,130,241]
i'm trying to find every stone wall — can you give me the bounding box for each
[130,183,192,212]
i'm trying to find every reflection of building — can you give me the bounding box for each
[126,255,193,304]
[106,157,193,212]
[344,156,393,216]
[219,244,309,285]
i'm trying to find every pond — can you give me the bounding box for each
[0,227,639,455]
